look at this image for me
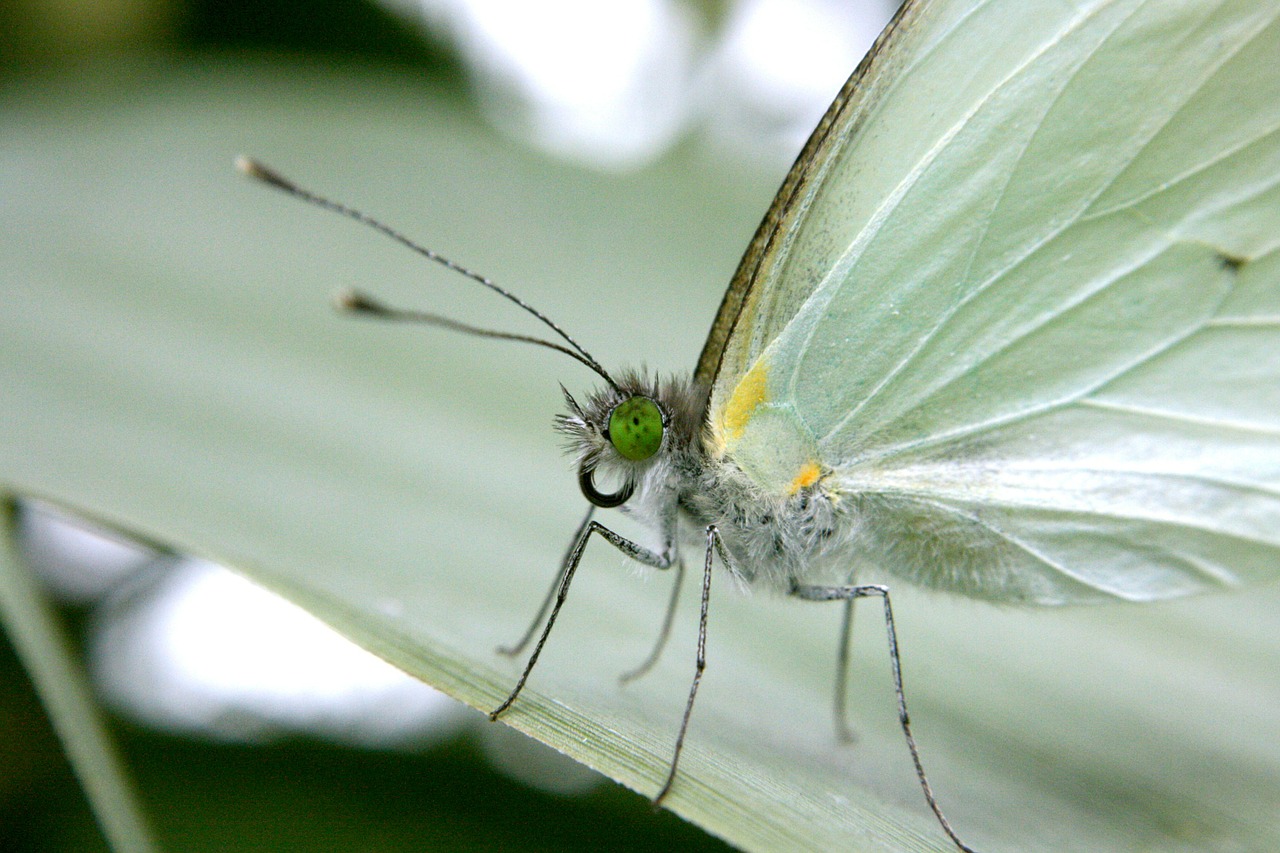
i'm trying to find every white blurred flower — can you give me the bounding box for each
[388,0,896,169]
[90,558,467,746]
[411,0,698,168]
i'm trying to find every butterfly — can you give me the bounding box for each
[242,0,1280,849]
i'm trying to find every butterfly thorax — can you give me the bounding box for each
[558,370,860,591]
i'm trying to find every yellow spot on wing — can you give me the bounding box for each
[787,460,821,495]
[721,359,769,443]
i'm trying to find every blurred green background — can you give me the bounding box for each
[0,1,754,850]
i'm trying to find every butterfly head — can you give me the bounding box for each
[557,372,683,509]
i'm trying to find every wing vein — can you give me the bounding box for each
[1208,316,1280,328]
[871,488,1280,556]
[1078,397,1280,438]
[1083,9,1280,220]
[868,493,1250,598]
[852,301,1250,461]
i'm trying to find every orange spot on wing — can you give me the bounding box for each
[788,460,822,495]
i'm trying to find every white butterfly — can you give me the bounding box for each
[244,0,1280,848]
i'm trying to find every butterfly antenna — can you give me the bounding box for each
[236,156,618,389]
[334,289,612,379]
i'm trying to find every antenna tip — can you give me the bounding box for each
[235,156,295,192]
[333,288,385,316]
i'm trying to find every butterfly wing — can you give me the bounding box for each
[705,0,1280,604]
[694,0,928,408]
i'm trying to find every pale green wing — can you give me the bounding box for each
[697,0,932,421]
[715,0,1280,603]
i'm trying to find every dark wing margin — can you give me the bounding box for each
[692,0,926,416]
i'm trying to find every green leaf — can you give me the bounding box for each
[2,57,1279,852]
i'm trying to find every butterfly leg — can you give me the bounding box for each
[653,525,722,806]
[489,515,676,721]
[832,596,857,743]
[620,555,685,685]
[496,505,595,657]
[790,582,977,853]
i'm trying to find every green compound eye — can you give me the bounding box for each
[607,396,663,461]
